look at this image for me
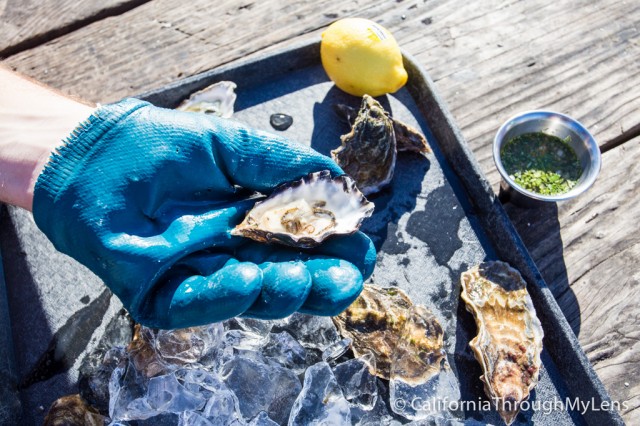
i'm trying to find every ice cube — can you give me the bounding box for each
[201,387,243,424]
[155,323,224,366]
[333,352,378,410]
[179,411,213,426]
[146,373,207,413]
[322,338,352,364]
[288,362,351,425]
[221,355,302,424]
[109,356,150,420]
[274,313,340,350]
[225,317,275,336]
[261,331,307,372]
[223,329,267,352]
[248,411,279,425]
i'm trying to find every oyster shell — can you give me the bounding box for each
[232,170,374,248]
[333,284,452,385]
[331,95,397,195]
[334,102,431,155]
[44,394,104,426]
[389,305,460,420]
[333,285,411,379]
[177,81,237,117]
[460,261,544,425]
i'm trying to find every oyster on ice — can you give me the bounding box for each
[331,95,397,195]
[177,81,237,117]
[232,170,374,248]
[333,284,451,383]
[460,261,544,425]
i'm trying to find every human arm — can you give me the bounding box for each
[0,68,376,329]
[0,66,94,211]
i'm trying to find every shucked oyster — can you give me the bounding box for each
[460,261,544,425]
[232,170,374,248]
[331,95,397,195]
[177,81,237,117]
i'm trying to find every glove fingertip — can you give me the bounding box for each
[243,261,312,319]
[299,258,363,316]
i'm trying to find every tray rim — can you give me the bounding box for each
[138,38,622,426]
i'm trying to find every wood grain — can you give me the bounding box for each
[505,138,640,423]
[0,0,151,57]
[3,1,639,190]
[1,0,639,422]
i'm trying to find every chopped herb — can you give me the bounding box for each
[501,132,583,195]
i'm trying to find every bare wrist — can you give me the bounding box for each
[0,67,95,211]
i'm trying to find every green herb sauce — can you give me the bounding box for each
[501,132,583,195]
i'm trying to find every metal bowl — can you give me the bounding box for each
[493,110,601,206]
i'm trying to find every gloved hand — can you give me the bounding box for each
[33,98,376,329]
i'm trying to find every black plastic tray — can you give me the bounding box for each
[0,39,623,425]
[140,39,622,425]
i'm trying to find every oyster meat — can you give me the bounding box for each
[177,81,237,117]
[331,95,397,195]
[232,170,374,248]
[460,261,544,425]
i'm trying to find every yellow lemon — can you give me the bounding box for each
[320,18,408,97]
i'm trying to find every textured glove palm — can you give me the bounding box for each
[33,99,376,329]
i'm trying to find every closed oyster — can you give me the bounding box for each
[333,285,411,379]
[232,170,374,248]
[44,394,104,426]
[333,102,431,155]
[460,261,544,425]
[177,81,237,117]
[333,284,453,386]
[331,95,397,195]
[390,305,460,420]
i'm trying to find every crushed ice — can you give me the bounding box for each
[98,313,461,425]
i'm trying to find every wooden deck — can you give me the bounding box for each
[2,0,639,422]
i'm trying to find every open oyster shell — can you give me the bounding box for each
[460,261,544,425]
[231,170,374,248]
[331,95,397,195]
[177,81,237,117]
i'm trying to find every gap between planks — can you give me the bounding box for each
[0,0,153,58]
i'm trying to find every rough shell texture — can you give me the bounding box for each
[389,304,448,386]
[331,95,397,195]
[460,261,544,426]
[333,284,449,383]
[333,102,431,155]
[231,170,374,248]
[43,394,104,426]
[177,81,237,117]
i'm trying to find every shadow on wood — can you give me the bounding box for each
[502,201,581,337]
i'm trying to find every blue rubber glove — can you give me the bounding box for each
[33,99,376,329]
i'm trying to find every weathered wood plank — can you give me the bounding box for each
[2,0,640,422]
[1,0,397,101]
[504,137,640,423]
[0,0,151,57]
[3,1,639,192]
